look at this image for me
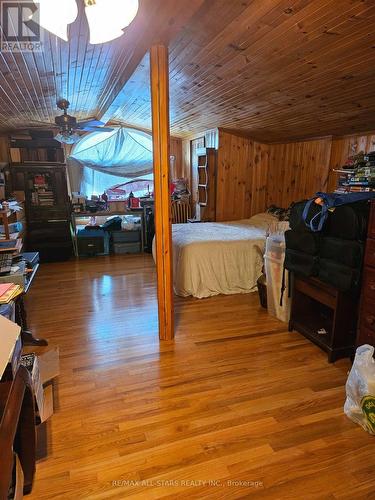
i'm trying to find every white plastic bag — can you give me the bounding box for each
[344,344,375,435]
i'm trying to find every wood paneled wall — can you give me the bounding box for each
[215,130,375,221]
[216,130,270,221]
[266,132,375,209]
[188,131,334,222]
[179,129,375,222]
[0,136,9,163]
[170,137,182,180]
[266,138,332,209]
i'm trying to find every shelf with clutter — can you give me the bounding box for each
[333,150,375,194]
[0,199,25,249]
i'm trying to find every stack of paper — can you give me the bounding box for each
[0,283,23,304]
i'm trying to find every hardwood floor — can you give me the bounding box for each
[25,255,374,499]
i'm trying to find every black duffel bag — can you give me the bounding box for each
[325,202,370,241]
[290,199,370,241]
[289,200,321,233]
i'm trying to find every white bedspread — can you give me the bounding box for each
[170,214,277,298]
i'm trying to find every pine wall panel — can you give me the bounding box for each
[170,137,183,180]
[215,130,269,222]
[215,132,332,220]
[188,129,375,222]
[0,136,9,163]
[266,138,332,208]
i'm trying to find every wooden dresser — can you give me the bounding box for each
[358,201,375,346]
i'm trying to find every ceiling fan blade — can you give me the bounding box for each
[76,119,106,128]
[79,126,115,132]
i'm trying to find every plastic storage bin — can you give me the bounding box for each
[77,229,109,256]
[111,230,140,244]
[264,234,290,323]
[113,242,141,254]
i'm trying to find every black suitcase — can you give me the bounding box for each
[318,258,361,292]
[320,237,364,268]
[285,230,320,255]
[284,249,318,277]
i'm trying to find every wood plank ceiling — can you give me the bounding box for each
[0,0,375,142]
[110,0,375,142]
[0,0,204,131]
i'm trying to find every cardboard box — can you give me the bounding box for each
[21,347,60,423]
[0,315,21,379]
[38,347,60,384]
[39,384,54,422]
[108,200,126,212]
[20,353,45,421]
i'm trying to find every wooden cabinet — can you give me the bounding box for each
[9,165,73,262]
[196,147,217,221]
[357,201,375,347]
[289,276,358,362]
[9,165,70,222]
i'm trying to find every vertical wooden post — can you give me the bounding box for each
[150,44,174,340]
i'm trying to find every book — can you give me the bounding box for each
[0,283,13,296]
[0,284,23,304]
[0,239,22,253]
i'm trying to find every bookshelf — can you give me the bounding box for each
[10,147,65,164]
[9,131,65,166]
[8,164,73,262]
[196,147,217,221]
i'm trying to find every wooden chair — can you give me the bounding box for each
[171,200,191,224]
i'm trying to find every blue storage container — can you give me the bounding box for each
[77,229,109,256]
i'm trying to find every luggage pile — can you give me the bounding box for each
[285,195,373,293]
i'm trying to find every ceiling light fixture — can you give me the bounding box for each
[55,131,81,145]
[84,0,139,45]
[31,0,78,41]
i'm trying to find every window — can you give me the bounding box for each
[69,127,153,196]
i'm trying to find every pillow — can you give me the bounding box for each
[247,212,279,230]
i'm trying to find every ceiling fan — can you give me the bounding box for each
[52,98,114,144]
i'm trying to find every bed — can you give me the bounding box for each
[155,212,284,299]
